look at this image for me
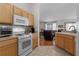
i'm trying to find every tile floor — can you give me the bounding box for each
[29,46,71,56]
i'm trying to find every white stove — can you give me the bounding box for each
[18,34,32,56]
[13,15,32,56]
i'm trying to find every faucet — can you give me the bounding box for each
[69,25,77,33]
[69,25,75,30]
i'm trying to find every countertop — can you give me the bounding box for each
[0,33,32,42]
[0,36,18,42]
[56,32,76,36]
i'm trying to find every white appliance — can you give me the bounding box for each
[18,34,32,56]
[13,27,32,56]
[13,15,32,56]
[13,15,29,26]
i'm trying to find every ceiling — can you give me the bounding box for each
[39,3,78,22]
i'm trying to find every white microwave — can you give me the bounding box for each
[13,15,29,26]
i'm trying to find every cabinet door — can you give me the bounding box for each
[64,36,75,55]
[0,38,17,56]
[22,11,29,25]
[55,34,64,49]
[14,6,22,16]
[0,43,17,56]
[28,14,34,26]
[22,11,29,18]
[0,4,13,24]
[32,33,38,49]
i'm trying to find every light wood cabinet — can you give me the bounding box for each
[0,3,34,25]
[23,12,34,26]
[22,10,29,18]
[14,7,34,26]
[55,34,64,49]
[0,4,13,24]
[55,33,75,55]
[22,11,29,25]
[28,14,34,26]
[0,37,17,56]
[64,35,75,55]
[32,33,38,49]
[14,6,22,16]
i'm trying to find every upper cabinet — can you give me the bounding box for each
[14,6,22,16]
[0,3,34,25]
[0,4,13,24]
[22,10,34,26]
[28,13,34,26]
[22,10,29,18]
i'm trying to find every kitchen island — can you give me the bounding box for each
[55,32,76,55]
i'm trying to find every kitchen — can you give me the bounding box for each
[0,3,38,56]
[0,3,79,56]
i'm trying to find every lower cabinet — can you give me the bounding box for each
[32,33,38,49]
[64,36,75,55]
[55,34,64,49]
[55,33,75,55]
[0,37,17,56]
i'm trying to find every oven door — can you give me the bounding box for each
[18,35,32,55]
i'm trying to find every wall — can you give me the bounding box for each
[75,4,79,56]
[57,19,77,25]
[33,4,40,32]
[39,3,77,22]
[39,22,45,32]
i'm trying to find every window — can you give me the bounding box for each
[52,23,57,30]
[45,23,52,30]
[45,23,57,30]
[66,23,76,31]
